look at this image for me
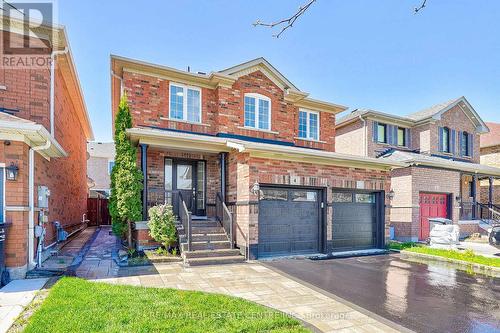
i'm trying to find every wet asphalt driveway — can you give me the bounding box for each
[264,253,500,333]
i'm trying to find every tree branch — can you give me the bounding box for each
[253,0,317,38]
[414,0,428,14]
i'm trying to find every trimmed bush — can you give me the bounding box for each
[148,204,177,249]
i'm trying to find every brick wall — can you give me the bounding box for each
[226,152,391,257]
[335,120,366,156]
[389,166,461,241]
[122,70,336,152]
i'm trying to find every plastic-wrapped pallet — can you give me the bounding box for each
[429,224,460,249]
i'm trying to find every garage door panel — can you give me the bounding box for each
[258,187,320,257]
[332,192,378,251]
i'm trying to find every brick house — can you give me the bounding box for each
[87,142,115,198]
[111,56,404,264]
[336,97,500,241]
[480,122,500,205]
[0,20,93,280]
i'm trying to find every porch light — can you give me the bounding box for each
[387,190,395,200]
[6,162,19,181]
[251,182,260,196]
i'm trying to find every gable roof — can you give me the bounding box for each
[336,96,489,133]
[218,57,300,91]
[481,122,500,148]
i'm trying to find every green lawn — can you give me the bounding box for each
[404,247,500,267]
[387,241,421,251]
[24,278,309,333]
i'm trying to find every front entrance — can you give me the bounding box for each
[258,186,322,257]
[419,193,448,240]
[165,158,206,216]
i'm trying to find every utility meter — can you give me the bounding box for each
[37,186,50,209]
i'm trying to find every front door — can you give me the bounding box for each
[419,193,448,240]
[165,159,206,216]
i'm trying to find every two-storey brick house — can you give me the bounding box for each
[111,56,404,264]
[480,122,500,206]
[0,19,93,280]
[336,97,500,241]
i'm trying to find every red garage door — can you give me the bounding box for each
[419,193,448,240]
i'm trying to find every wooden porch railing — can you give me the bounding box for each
[216,193,234,249]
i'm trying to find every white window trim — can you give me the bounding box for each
[243,93,272,131]
[169,82,202,123]
[298,109,320,141]
[108,160,115,175]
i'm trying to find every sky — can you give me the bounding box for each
[58,0,500,142]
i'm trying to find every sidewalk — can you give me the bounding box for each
[0,279,48,333]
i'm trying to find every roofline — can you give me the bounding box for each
[336,110,415,129]
[126,127,405,171]
[110,55,348,114]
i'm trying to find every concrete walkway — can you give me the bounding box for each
[458,241,500,258]
[0,278,48,333]
[97,262,400,332]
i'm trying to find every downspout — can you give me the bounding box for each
[28,140,51,269]
[359,115,367,156]
[49,48,69,136]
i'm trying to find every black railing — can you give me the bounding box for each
[178,192,192,252]
[216,193,234,249]
[460,201,474,220]
[477,203,500,225]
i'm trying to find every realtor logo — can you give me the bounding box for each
[1,1,57,68]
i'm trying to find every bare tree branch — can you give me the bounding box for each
[253,0,317,38]
[414,0,428,14]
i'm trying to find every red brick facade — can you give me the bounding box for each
[0,31,91,278]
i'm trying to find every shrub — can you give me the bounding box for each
[148,204,177,249]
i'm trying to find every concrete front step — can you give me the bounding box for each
[185,255,245,266]
[181,240,231,252]
[182,248,241,259]
[180,233,228,242]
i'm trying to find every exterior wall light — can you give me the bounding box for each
[6,162,19,181]
[251,182,260,196]
[387,190,395,200]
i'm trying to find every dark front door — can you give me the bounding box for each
[166,159,206,216]
[258,187,321,257]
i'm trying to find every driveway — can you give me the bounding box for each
[265,254,500,333]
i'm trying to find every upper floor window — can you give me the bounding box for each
[460,131,474,157]
[244,93,271,131]
[169,83,201,123]
[440,127,451,153]
[298,109,319,141]
[397,127,406,146]
[377,123,387,143]
[108,161,115,175]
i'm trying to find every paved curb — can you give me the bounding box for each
[400,250,500,277]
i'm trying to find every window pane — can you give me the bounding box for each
[176,164,192,190]
[108,161,115,175]
[164,159,173,191]
[196,161,205,210]
[258,99,270,130]
[260,189,287,201]
[187,89,200,123]
[397,128,405,146]
[170,85,184,120]
[377,124,386,143]
[291,191,317,202]
[298,111,307,138]
[244,96,256,127]
[443,128,449,152]
[462,132,469,156]
[309,113,318,140]
[332,192,352,203]
[355,194,375,203]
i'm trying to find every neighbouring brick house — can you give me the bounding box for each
[0,19,93,280]
[87,142,115,198]
[111,56,404,264]
[336,97,500,241]
[480,122,500,205]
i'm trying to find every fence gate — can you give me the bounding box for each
[87,197,111,226]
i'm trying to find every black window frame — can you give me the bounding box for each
[397,127,406,147]
[442,127,451,153]
[377,123,387,144]
[461,131,470,157]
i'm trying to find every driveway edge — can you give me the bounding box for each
[262,262,415,333]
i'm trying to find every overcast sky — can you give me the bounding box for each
[59,0,500,142]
